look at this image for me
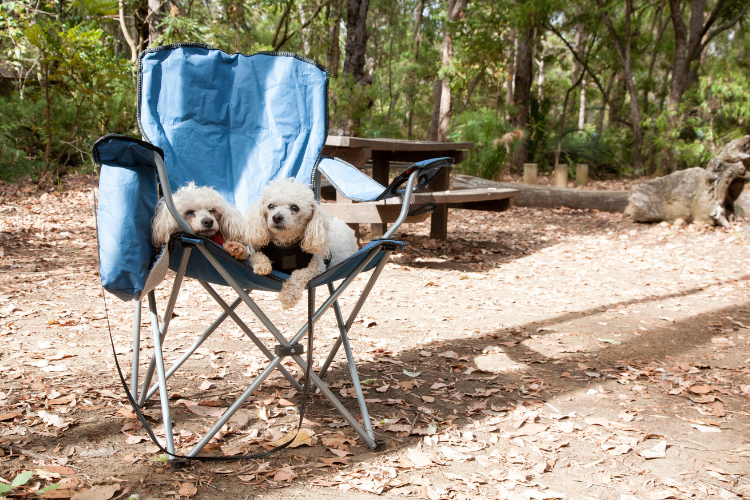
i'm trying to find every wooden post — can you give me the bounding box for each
[523,163,538,185]
[429,166,452,240]
[576,163,589,186]
[370,151,390,238]
[555,164,568,188]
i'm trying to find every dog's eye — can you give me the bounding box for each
[208,208,217,214]
[290,205,299,213]
[267,204,275,210]
[184,210,195,217]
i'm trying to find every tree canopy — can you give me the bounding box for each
[1,0,748,184]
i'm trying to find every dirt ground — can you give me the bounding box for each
[0,175,749,500]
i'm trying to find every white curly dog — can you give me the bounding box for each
[245,178,358,309]
[151,182,249,260]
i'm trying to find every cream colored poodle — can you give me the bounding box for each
[151,182,250,260]
[245,178,358,309]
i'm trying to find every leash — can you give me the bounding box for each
[91,168,314,464]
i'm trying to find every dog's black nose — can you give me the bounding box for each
[201,217,214,228]
[272,214,284,224]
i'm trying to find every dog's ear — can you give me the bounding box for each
[219,202,247,245]
[301,203,330,256]
[245,200,270,248]
[151,199,175,246]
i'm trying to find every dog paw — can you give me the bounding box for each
[279,283,303,310]
[223,241,248,260]
[251,253,273,275]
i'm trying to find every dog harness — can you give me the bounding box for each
[210,233,225,246]
[260,242,331,273]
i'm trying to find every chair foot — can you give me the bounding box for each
[168,458,191,470]
[373,438,387,452]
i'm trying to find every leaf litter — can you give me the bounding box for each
[0,176,748,498]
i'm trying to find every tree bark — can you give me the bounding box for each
[147,0,164,45]
[506,28,516,107]
[429,79,442,141]
[453,175,629,213]
[343,0,371,84]
[119,0,138,62]
[598,0,643,173]
[510,23,534,171]
[437,0,468,142]
[326,0,344,77]
[668,0,750,110]
[626,136,750,226]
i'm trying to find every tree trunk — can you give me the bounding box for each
[506,29,516,107]
[626,136,750,226]
[119,0,138,61]
[343,0,371,84]
[413,0,423,57]
[453,174,629,212]
[598,0,643,172]
[325,0,343,77]
[437,0,468,142]
[510,23,534,171]
[578,78,586,132]
[668,0,749,110]
[429,79,442,141]
[147,0,164,45]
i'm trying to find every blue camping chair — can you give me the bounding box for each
[92,44,451,462]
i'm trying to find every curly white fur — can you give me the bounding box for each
[245,178,358,309]
[151,182,250,260]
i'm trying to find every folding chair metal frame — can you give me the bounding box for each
[92,44,452,463]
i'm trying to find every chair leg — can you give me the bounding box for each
[188,356,284,456]
[319,250,393,378]
[138,248,191,407]
[199,282,303,391]
[193,243,383,450]
[339,324,375,440]
[292,354,379,449]
[131,300,142,399]
[143,296,241,402]
[147,291,175,455]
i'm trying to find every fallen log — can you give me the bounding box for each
[625,136,750,227]
[452,175,629,213]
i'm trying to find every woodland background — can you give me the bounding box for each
[0,0,749,186]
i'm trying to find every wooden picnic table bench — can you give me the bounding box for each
[320,136,519,240]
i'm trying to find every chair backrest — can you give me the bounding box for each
[138,44,328,213]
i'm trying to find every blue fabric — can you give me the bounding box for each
[319,156,454,202]
[318,157,386,202]
[168,236,406,291]
[138,46,328,213]
[94,136,160,301]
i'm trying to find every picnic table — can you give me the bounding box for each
[321,136,519,240]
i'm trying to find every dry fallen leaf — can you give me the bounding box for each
[70,485,120,500]
[639,440,667,459]
[177,483,197,497]
[407,450,434,468]
[268,428,316,448]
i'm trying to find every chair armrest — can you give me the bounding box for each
[317,156,454,202]
[317,157,387,202]
[93,134,164,169]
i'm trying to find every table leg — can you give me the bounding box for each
[430,167,451,240]
[371,152,390,239]
[335,189,361,242]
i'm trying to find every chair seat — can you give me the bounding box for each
[163,234,406,292]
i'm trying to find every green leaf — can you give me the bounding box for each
[11,471,33,488]
[361,378,378,385]
[154,454,169,462]
[36,483,61,495]
[0,483,14,494]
